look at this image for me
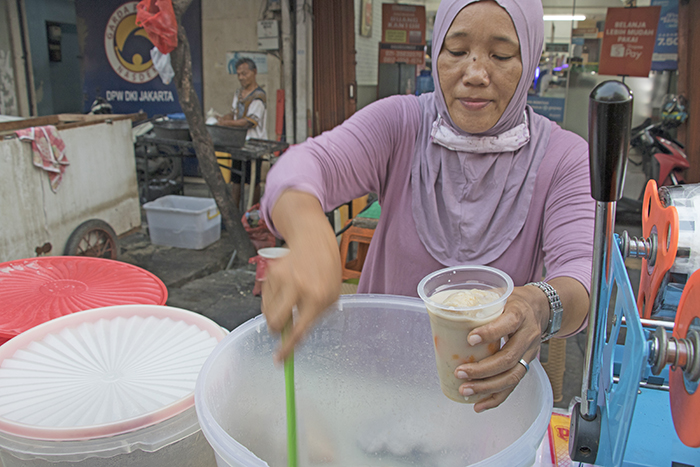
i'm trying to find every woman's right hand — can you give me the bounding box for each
[261,191,341,363]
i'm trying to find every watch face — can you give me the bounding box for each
[551,309,563,333]
[528,281,562,338]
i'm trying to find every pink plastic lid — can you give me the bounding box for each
[0,304,226,441]
[0,257,168,342]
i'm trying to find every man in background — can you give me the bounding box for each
[218,57,268,206]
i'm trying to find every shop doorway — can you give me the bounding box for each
[47,21,83,114]
[312,0,356,136]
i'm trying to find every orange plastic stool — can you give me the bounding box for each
[339,222,376,281]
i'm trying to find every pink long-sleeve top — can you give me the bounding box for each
[261,95,595,301]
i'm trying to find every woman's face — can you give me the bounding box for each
[437,1,522,134]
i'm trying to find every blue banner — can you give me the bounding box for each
[76,0,203,116]
[527,97,566,123]
[650,0,678,71]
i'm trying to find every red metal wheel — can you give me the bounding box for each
[671,269,700,447]
[64,219,118,260]
[637,180,679,319]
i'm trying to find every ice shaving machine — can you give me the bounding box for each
[568,80,700,467]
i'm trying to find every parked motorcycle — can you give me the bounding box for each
[134,142,183,203]
[616,94,689,225]
[132,117,184,204]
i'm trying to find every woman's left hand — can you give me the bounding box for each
[454,285,550,412]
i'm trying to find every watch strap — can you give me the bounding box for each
[525,281,563,342]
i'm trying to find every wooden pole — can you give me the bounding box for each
[170,0,255,260]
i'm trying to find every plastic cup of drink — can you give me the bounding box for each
[256,247,290,279]
[417,265,514,403]
[252,248,289,295]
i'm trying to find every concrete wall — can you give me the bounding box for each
[0,119,141,262]
[201,0,281,140]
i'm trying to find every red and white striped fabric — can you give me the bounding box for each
[15,125,69,192]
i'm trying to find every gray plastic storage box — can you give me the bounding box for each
[143,195,221,249]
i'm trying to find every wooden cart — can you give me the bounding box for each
[0,114,143,262]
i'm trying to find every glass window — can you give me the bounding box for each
[537,0,677,140]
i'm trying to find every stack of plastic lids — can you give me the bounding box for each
[0,304,227,466]
[0,256,168,345]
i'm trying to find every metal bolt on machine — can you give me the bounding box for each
[569,80,700,466]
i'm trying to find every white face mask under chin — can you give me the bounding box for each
[430,112,531,153]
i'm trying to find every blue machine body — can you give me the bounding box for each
[623,387,698,466]
[590,235,700,466]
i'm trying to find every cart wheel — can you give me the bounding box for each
[64,220,118,260]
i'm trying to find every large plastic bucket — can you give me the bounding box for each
[195,295,553,467]
[0,304,227,466]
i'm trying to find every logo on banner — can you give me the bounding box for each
[104,2,158,84]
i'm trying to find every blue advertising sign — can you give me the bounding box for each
[527,96,566,123]
[76,0,203,116]
[650,0,678,71]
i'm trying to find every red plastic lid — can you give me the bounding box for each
[0,257,168,341]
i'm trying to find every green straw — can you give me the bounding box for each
[282,324,298,467]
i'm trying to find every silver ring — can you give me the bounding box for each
[518,358,530,374]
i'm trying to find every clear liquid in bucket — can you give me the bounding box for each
[216,353,539,467]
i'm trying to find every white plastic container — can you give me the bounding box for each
[195,295,553,467]
[143,195,221,250]
[0,407,212,466]
[0,304,227,466]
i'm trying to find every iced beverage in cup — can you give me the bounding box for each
[252,247,290,295]
[417,266,514,403]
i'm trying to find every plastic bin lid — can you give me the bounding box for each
[0,257,168,341]
[0,304,226,441]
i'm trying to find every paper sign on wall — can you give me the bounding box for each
[598,6,661,77]
[379,4,426,65]
[381,4,426,45]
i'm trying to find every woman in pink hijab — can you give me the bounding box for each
[261,0,594,411]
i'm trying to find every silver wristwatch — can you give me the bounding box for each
[526,281,563,342]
